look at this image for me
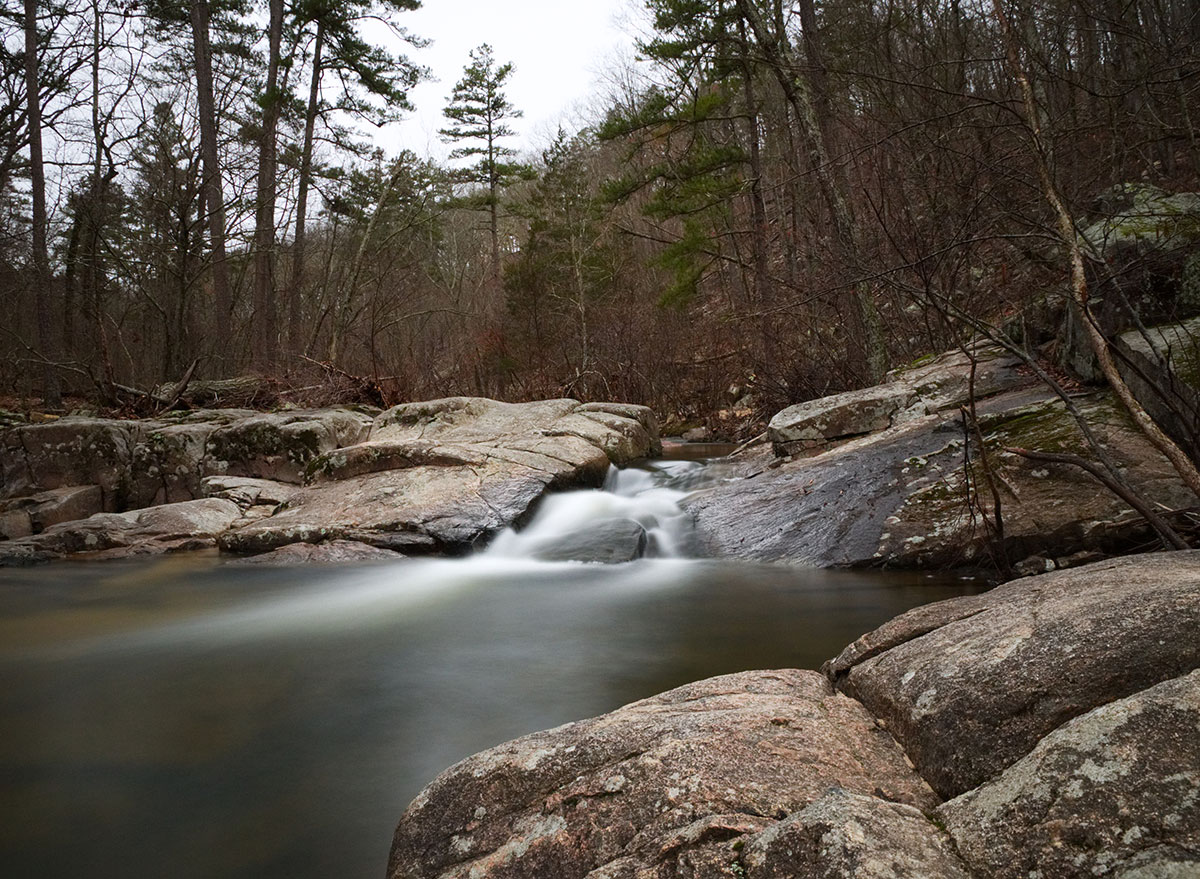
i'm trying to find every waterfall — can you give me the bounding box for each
[485,459,711,561]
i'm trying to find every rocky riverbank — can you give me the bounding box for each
[387,551,1200,878]
[4,343,1193,573]
[0,397,660,565]
[686,345,1194,574]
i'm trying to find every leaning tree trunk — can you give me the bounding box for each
[287,18,325,360]
[992,0,1200,499]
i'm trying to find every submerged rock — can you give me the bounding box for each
[227,539,404,566]
[824,552,1200,798]
[529,518,648,563]
[940,668,1200,878]
[387,670,938,879]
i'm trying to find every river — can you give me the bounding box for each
[0,451,981,878]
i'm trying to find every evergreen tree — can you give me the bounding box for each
[440,43,524,282]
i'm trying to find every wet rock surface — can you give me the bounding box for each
[824,552,1200,798]
[529,517,648,563]
[940,668,1200,879]
[0,398,660,563]
[387,670,939,879]
[690,379,1192,570]
[226,539,404,566]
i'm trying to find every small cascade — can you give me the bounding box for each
[485,459,714,561]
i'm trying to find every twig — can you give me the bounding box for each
[1006,446,1189,551]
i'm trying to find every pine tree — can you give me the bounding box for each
[440,43,524,282]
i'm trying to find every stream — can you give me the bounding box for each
[0,450,981,878]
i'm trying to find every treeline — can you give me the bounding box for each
[3,0,1199,428]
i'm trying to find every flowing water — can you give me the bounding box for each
[0,453,981,879]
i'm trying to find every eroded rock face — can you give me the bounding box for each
[1067,184,1200,381]
[940,668,1200,879]
[0,398,659,562]
[824,552,1200,798]
[203,409,374,484]
[1,417,136,510]
[223,398,659,556]
[690,385,1193,569]
[0,497,243,562]
[387,670,938,879]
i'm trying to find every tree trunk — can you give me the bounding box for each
[287,18,325,359]
[736,0,886,383]
[252,0,284,370]
[487,117,500,286]
[24,0,60,407]
[189,0,232,356]
[992,0,1200,499]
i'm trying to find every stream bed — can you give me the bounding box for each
[0,454,981,878]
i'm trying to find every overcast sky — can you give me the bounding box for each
[379,0,647,161]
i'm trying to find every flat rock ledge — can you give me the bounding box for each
[390,552,1200,879]
[0,397,660,564]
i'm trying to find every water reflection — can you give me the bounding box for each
[0,554,978,879]
[0,456,982,879]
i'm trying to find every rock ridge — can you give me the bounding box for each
[388,552,1200,879]
[0,397,660,564]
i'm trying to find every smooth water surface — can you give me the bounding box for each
[0,459,981,878]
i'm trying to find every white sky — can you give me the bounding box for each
[378,0,647,161]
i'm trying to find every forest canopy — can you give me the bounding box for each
[2,0,1198,432]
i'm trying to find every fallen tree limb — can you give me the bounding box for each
[1005,446,1189,551]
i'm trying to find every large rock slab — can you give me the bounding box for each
[824,552,1200,798]
[387,670,938,879]
[220,460,551,554]
[0,498,243,563]
[941,668,1200,879]
[202,408,373,484]
[768,384,918,454]
[689,387,1194,569]
[224,398,659,556]
[768,347,1026,456]
[0,399,661,561]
